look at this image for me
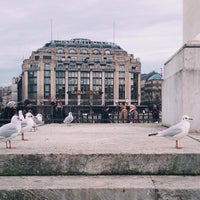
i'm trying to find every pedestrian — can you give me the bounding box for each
[23,99,36,116]
[3,101,18,121]
[119,102,128,123]
[101,106,110,123]
[151,104,159,123]
[129,104,139,123]
[53,101,65,123]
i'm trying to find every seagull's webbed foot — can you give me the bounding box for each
[6,140,16,149]
[175,140,183,149]
[21,133,28,141]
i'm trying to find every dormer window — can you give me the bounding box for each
[104,50,111,55]
[80,49,88,54]
[93,49,101,55]
[57,49,64,54]
[69,49,77,54]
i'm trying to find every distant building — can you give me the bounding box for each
[141,71,163,108]
[0,87,3,110]
[19,38,141,109]
[0,77,18,109]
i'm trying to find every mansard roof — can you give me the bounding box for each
[141,71,162,81]
[42,38,124,51]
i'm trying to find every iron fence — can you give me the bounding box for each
[0,105,161,126]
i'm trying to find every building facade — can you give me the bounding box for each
[141,71,163,109]
[0,77,18,110]
[20,38,141,109]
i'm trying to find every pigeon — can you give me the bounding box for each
[148,115,193,149]
[19,111,35,140]
[63,112,73,125]
[0,115,22,149]
[32,113,44,131]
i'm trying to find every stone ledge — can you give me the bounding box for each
[0,176,199,200]
[0,153,200,176]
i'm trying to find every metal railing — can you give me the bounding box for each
[0,112,161,126]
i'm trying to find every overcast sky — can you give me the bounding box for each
[0,0,182,86]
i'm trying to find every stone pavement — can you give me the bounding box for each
[1,123,200,155]
[0,123,200,199]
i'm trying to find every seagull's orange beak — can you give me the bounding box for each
[189,118,193,120]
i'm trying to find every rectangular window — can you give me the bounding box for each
[81,72,90,78]
[44,64,51,70]
[119,65,125,71]
[68,85,77,91]
[119,71,125,78]
[93,79,102,85]
[28,71,37,100]
[93,86,102,91]
[105,79,114,85]
[56,71,65,78]
[43,56,51,60]
[81,78,89,85]
[119,79,125,85]
[56,78,65,84]
[93,72,102,78]
[68,78,78,84]
[56,71,65,99]
[35,56,39,61]
[44,71,50,77]
[68,71,78,77]
[105,72,113,78]
[44,78,50,84]
[119,85,125,99]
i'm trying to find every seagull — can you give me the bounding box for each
[0,115,22,149]
[32,113,44,131]
[19,111,35,140]
[148,115,193,149]
[63,112,73,125]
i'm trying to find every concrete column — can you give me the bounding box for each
[51,67,56,101]
[90,71,93,90]
[37,69,44,104]
[137,73,141,105]
[23,71,28,100]
[163,43,200,132]
[127,72,131,105]
[102,71,105,105]
[114,69,119,104]
[65,71,68,105]
[78,71,81,105]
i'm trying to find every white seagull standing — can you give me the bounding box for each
[63,112,73,125]
[0,115,22,149]
[32,113,44,131]
[148,115,193,149]
[19,111,34,140]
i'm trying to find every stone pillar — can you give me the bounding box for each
[162,42,200,132]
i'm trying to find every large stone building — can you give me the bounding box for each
[20,38,141,110]
[0,77,18,110]
[141,71,163,109]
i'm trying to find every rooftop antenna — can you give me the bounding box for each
[50,19,53,42]
[160,67,163,78]
[113,21,115,44]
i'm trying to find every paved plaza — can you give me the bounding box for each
[0,122,200,154]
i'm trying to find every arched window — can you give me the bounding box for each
[104,50,111,55]
[69,49,77,54]
[80,49,88,54]
[56,49,64,54]
[93,49,101,55]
